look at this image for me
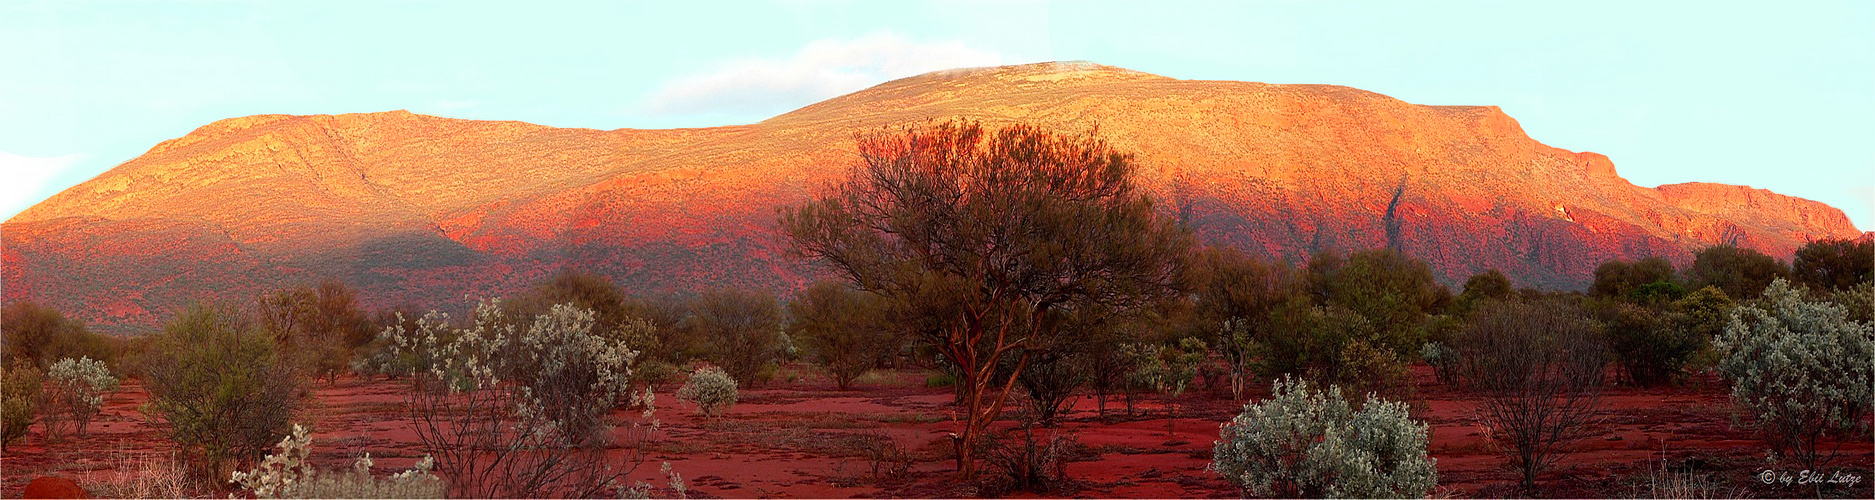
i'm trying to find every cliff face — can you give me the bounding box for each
[5,62,1861,332]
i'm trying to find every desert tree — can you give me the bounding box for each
[780,119,1192,477]
[1458,299,1608,491]
[1714,278,1873,471]
[1305,249,1451,356]
[1686,244,1789,301]
[257,281,375,384]
[687,288,785,386]
[1590,257,1679,299]
[1792,238,1874,292]
[787,280,900,390]
[2,302,117,369]
[141,303,304,481]
[1191,246,1297,400]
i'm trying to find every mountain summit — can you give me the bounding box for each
[5,62,1861,332]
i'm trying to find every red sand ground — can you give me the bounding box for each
[2,364,1869,498]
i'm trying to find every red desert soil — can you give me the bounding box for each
[2,365,1869,498]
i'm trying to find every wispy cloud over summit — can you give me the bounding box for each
[644,32,1002,119]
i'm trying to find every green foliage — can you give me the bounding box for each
[1453,269,1513,316]
[1600,302,1700,386]
[231,424,444,499]
[1258,297,1413,402]
[257,281,374,384]
[141,304,304,481]
[780,119,1192,477]
[1687,244,1790,301]
[382,301,653,498]
[1306,249,1451,356]
[1191,246,1299,399]
[1420,342,1459,386]
[1591,257,1678,299]
[42,356,118,439]
[677,366,738,417]
[687,288,784,386]
[787,281,899,390]
[1831,281,1873,325]
[1209,377,1436,499]
[1628,280,1688,304]
[1714,278,1873,471]
[1,360,41,451]
[1791,238,1873,292]
[2,301,118,370]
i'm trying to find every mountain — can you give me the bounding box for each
[4,62,1862,333]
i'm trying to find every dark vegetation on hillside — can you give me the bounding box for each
[3,123,1870,498]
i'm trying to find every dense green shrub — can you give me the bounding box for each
[787,281,900,390]
[1714,278,1873,470]
[382,301,654,498]
[1420,341,1459,386]
[1191,246,1299,400]
[1601,302,1700,386]
[42,356,118,439]
[231,424,444,499]
[1590,257,1678,299]
[1258,298,1414,402]
[1209,377,1436,498]
[677,366,738,417]
[1306,249,1451,356]
[2,301,118,369]
[1,360,41,451]
[1791,238,1873,292]
[257,281,375,385]
[1687,245,1789,301]
[141,304,304,480]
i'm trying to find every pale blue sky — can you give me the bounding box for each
[3,1,1870,229]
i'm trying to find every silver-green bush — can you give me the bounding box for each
[43,356,117,439]
[381,301,658,498]
[1209,376,1436,498]
[1714,278,1874,470]
[230,424,443,499]
[677,366,738,417]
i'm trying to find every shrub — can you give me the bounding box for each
[1458,299,1607,491]
[1420,342,1459,386]
[140,304,303,481]
[1791,238,1873,292]
[787,281,900,390]
[1590,257,1679,299]
[2,302,118,369]
[687,289,784,386]
[1601,302,1699,386]
[257,281,374,385]
[1714,278,1873,471]
[41,356,118,439]
[979,426,1087,495]
[1,360,41,451]
[230,424,444,499]
[381,301,655,498]
[1306,249,1451,356]
[1209,377,1436,498]
[1128,337,1207,438]
[677,366,739,417]
[1687,244,1790,301]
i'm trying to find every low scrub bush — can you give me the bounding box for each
[381,301,656,498]
[1209,376,1437,498]
[42,356,118,439]
[677,366,739,417]
[979,426,1088,495]
[1601,302,1700,386]
[1459,299,1607,491]
[1714,278,1873,471]
[1,360,41,450]
[230,424,444,499]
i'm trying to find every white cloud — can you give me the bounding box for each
[644,32,1003,117]
[0,151,87,221]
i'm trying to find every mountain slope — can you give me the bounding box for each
[4,62,1861,332]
